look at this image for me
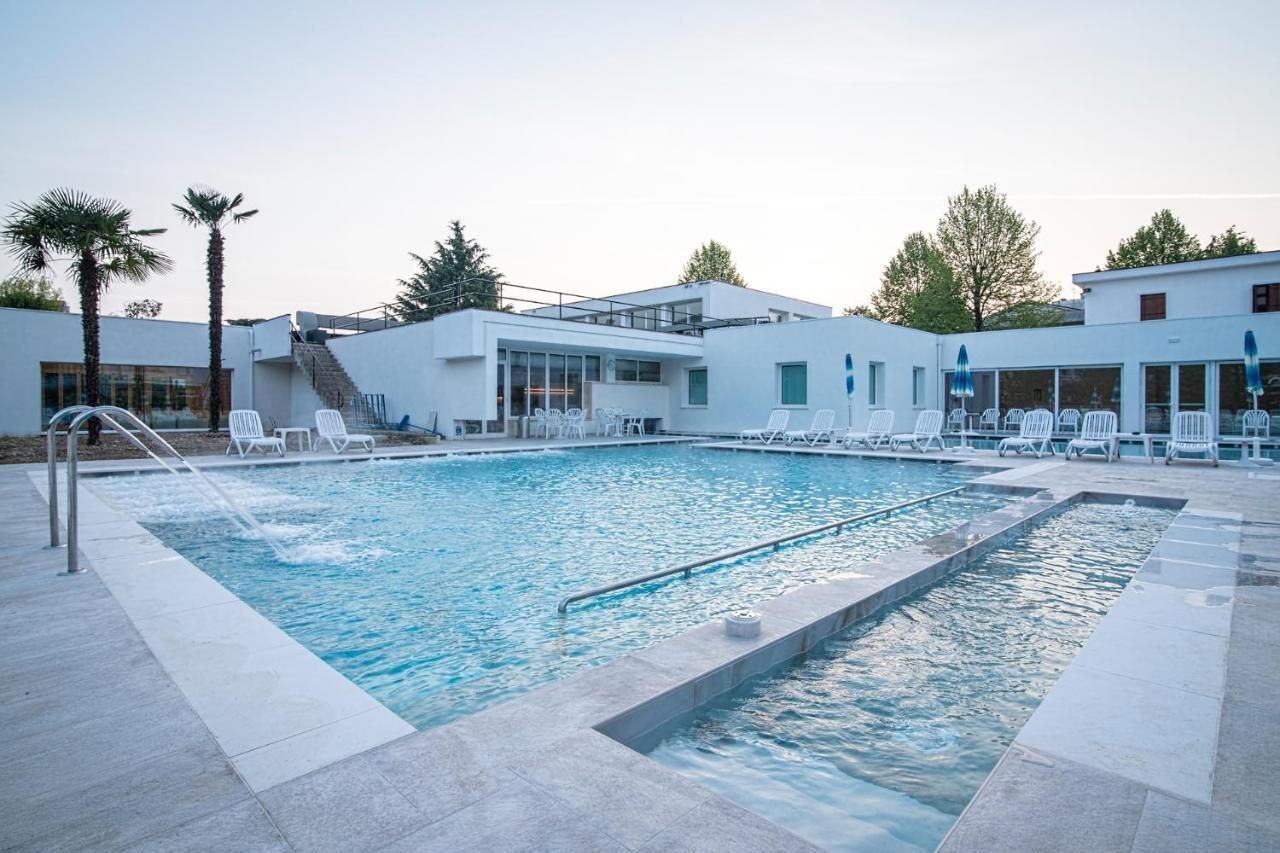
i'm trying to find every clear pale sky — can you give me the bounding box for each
[2,1,1278,322]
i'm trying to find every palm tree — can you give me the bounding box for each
[173,187,258,433]
[3,189,172,444]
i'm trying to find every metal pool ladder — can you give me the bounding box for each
[46,405,286,574]
[556,485,967,613]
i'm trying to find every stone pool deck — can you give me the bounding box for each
[2,441,1279,850]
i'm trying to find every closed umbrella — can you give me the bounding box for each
[951,345,975,451]
[1244,330,1267,464]
[845,352,855,428]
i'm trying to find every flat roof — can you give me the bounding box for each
[1072,249,1280,286]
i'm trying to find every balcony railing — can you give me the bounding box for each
[305,280,771,338]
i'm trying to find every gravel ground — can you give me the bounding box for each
[0,429,438,465]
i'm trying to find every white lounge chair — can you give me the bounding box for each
[1003,408,1025,431]
[998,409,1055,458]
[1065,410,1117,462]
[1058,408,1081,435]
[843,409,894,449]
[1166,410,1218,466]
[315,409,376,454]
[979,408,1000,431]
[784,409,837,446]
[740,409,790,444]
[889,409,945,452]
[226,410,285,458]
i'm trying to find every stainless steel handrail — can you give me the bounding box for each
[556,486,967,613]
[60,405,286,574]
[46,404,94,547]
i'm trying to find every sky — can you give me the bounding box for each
[2,0,1278,322]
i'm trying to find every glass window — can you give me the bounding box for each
[529,353,546,411]
[1144,364,1171,433]
[638,360,661,383]
[40,362,230,430]
[1178,363,1206,412]
[510,351,528,417]
[615,359,637,382]
[912,367,925,407]
[1219,360,1280,434]
[688,368,708,406]
[585,355,601,383]
[869,362,885,406]
[945,369,996,414]
[566,355,583,410]
[548,354,567,411]
[999,369,1055,413]
[671,300,703,326]
[1254,284,1280,313]
[1058,366,1121,418]
[780,363,807,406]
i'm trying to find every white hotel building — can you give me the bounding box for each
[1,251,1278,446]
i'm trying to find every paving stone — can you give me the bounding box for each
[1132,789,1280,853]
[366,724,515,822]
[260,756,429,853]
[635,794,822,852]
[938,746,1147,852]
[510,729,712,848]
[1211,699,1280,834]
[380,777,626,852]
[125,798,290,852]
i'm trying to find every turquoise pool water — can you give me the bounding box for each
[92,445,1006,728]
[641,501,1174,853]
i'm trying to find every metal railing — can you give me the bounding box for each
[556,485,968,613]
[313,280,771,338]
[47,405,286,574]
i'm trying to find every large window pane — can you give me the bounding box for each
[1178,363,1206,412]
[688,368,708,405]
[529,353,546,411]
[1144,365,1171,433]
[780,363,807,405]
[944,369,995,414]
[510,352,528,417]
[1219,361,1280,434]
[566,355,583,410]
[548,354,567,411]
[1058,367,1121,417]
[585,355,601,383]
[615,359,638,382]
[998,369,1055,413]
[638,360,661,383]
[40,362,230,430]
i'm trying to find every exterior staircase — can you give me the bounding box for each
[292,341,364,423]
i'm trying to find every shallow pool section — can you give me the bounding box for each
[91,445,1005,728]
[640,501,1174,853]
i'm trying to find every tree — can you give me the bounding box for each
[396,221,504,320]
[3,189,171,443]
[1203,225,1257,260]
[226,317,266,326]
[1105,209,1201,270]
[123,298,162,318]
[173,187,258,433]
[0,274,65,311]
[678,240,747,286]
[936,185,1056,331]
[865,232,972,334]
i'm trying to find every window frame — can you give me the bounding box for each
[912,366,926,408]
[686,367,708,407]
[1254,283,1280,313]
[868,361,886,407]
[778,362,808,407]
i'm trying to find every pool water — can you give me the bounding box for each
[92,444,1005,728]
[642,501,1174,853]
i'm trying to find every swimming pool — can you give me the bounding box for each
[640,501,1174,853]
[92,445,1006,728]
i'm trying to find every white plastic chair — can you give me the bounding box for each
[889,410,945,452]
[564,408,586,439]
[530,408,548,438]
[947,408,965,432]
[998,409,1055,458]
[546,409,565,439]
[784,409,837,446]
[1003,408,1026,431]
[225,410,286,458]
[740,409,790,444]
[593,407,607,436]
[1166,411,1218,466]
[979,408,1000,430]
[1066,411,1118,462]
[315,409,375,454]
[624,409,647,436]
[1058,408,1081,435]
[1243,409,1270,438]
[844,410,894,449]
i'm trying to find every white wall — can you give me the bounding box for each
[1075,251,1280,325]
[665,315,939,435]
[0,307,255,435]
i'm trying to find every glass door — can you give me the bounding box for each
[1144,365,1171,433]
